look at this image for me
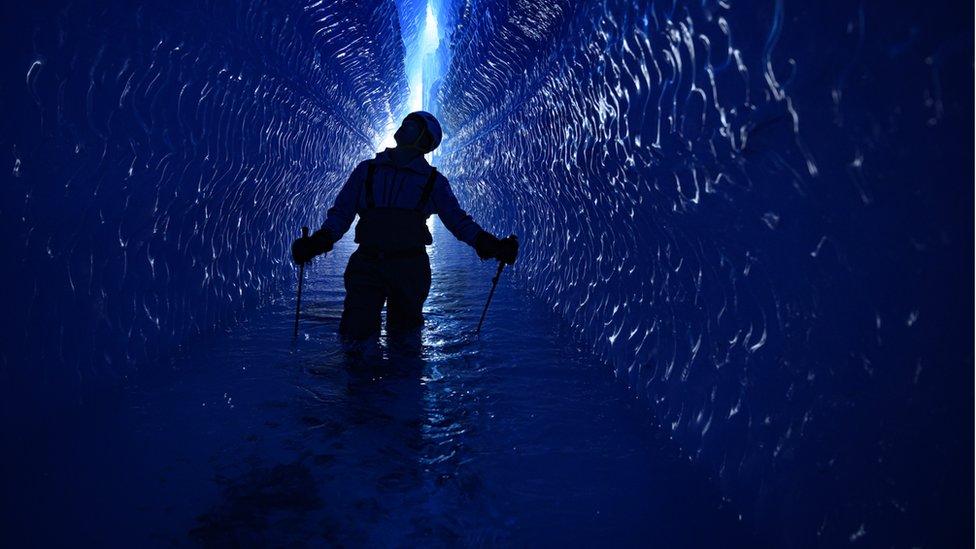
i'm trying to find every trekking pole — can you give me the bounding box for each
[293,226,309,339]
[475,260,506,336]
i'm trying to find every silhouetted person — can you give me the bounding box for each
[291,111,518,340]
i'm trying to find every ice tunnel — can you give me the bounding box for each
[1,0,972,546]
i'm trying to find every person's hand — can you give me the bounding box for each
[475,232,519,265]
[497,235,518,265]
[291,230,334,264]
[291,237,316,264]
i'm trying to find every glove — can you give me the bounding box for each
[292,229,334,264]
[474,232,519,265]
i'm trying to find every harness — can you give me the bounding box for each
[363,162,437,211]
[353,161,438,253]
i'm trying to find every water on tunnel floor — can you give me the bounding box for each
[5,222,756,547]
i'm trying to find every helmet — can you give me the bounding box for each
[401,111,442,153]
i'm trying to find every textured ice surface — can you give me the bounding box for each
[1,0,972,546]
[435,0,972,544]
[2,0,406,393]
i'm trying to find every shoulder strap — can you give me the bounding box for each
[415,168,438,211]
[364,162,376,209]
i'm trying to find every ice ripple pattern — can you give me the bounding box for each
[435,0,970,542]
[0,0,970,545]
[1,0,407,393]
[440,0,809,497]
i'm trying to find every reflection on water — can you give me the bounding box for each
[4,223,754,546]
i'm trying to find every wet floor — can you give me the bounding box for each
[5,221,756,547]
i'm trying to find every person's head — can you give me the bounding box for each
[393,111,442,153]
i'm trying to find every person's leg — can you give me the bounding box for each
[387,327,424,361]
[384,253,431,335]
[339,251,386,340]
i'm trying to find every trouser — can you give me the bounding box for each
[339,247,432,340]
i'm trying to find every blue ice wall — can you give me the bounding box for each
[1,0,407,406]
[435,0,972,545]
[0,0,972,545]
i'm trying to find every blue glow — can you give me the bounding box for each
[0,0,970,546]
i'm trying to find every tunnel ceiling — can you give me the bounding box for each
[1,0,971,546]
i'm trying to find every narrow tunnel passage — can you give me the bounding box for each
[6,226,753,545]
[1,0,972,546]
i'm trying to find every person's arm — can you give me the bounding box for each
[431,175,484,247]
[319,161,368,241]
[432,175,519,264]
[292,162,366,263]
